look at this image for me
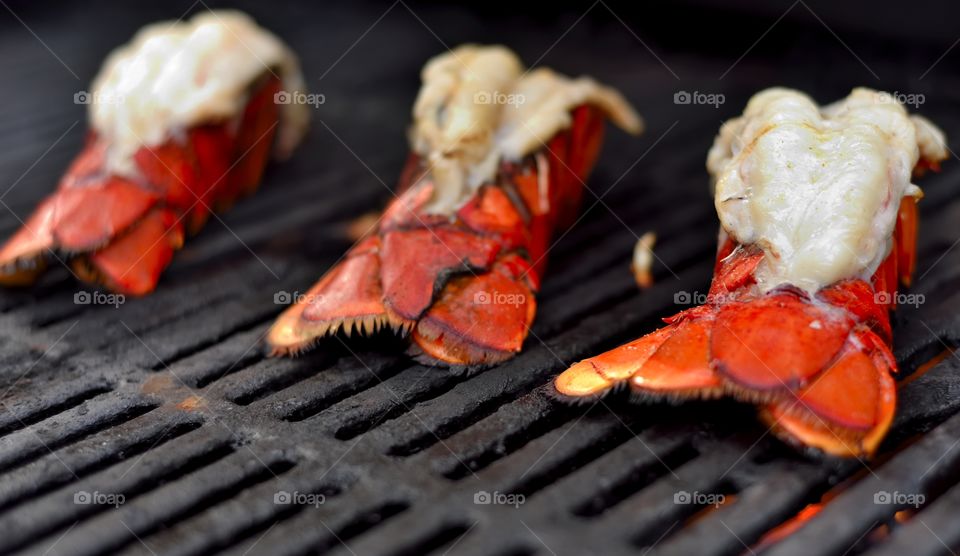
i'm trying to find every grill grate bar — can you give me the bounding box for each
[0,427,236,553]
[422,388,578,480]
[576,439,750,546]
[0,411,202,511]
[487,412,643,498]
[571,435,702,519]
[323,363,468,440]
[170,326,271,389]
[46,450,296,556]
[650,463,829,556]
[121,468,348,556]
[115,297,285,371]
[217,351,340,406]
[267,351,408,422]
[765,411,960,556]
[892,357,960,435]
[382,522,474,556]
[0,378,111,436]
[214,481,413,556]
[0,393,158,474]
[867,479,960,556]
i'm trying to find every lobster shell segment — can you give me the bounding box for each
[710,291,853,392]
[412,253,537,366]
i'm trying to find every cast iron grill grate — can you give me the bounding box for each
[1,1,960,555]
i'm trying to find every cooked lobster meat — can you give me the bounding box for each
[554,88,947,457]
[0,11,309,295]
[268,44,642,367]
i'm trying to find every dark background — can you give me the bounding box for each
[2,0,960,216]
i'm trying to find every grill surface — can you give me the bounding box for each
[1,1,960,555]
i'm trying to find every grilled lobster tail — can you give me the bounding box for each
[554,88,947,457]
[555,202,914,457]
[268,44,642,367]
[0,11,307,295]
[270,105,606,365]
[0,78,283,295]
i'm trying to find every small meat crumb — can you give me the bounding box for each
[631,232,657,289]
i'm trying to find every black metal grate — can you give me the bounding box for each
[2,1,960,555]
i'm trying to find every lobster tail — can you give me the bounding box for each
[269,104,615,365]
[554,86,946,457]
[268,44,642,367]
[555,199,916,457]
[0,76,284,295]
[0,12,307,296]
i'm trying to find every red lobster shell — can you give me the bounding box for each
[0,12,303,295]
